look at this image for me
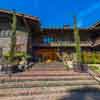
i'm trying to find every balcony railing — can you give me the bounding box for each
[94,37,100,46]
[32,41,92,47]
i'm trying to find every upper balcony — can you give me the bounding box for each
[94,37,100,46]
[32,41,92,47]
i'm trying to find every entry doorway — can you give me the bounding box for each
[33,48,59,63]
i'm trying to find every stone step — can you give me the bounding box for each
[0,74,90,79]
[0,85,100,99]
[0,63,98,100]
[0,80,98,89]
[29,68,69,71]
[0,75,93,82]
[34,62,64,66]
[0,85,100,96]
[33,66,65,68]
[25,69,79,73]
[0,78,95,85]
[34,64,64,66]
[0,93,68,100]
[13,71,89,76]
[25,70,77,73]
[1,91,100,100]
[33,65,64,67]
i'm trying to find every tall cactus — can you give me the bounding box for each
[73,16,82,64]
[92,51,96,64]
[9,10,17,61]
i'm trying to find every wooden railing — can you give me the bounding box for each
[32,41,92,47]
[94,37,100,46]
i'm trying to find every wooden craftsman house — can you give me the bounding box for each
[0,9,99,63]
[32,27,100,63]
[0,10,40,57]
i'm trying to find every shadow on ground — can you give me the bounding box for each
[58,87,100,100]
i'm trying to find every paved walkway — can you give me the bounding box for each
[59,91,100,100]
[0,63,100,100]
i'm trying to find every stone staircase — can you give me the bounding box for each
[0,63,100,100]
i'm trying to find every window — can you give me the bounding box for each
[43,36,55,44]
[0,30,11,37]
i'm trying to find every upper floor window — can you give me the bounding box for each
[0,30,11,37]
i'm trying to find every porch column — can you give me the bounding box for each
[22,15,32,54]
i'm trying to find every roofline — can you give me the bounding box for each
[42,27,99,31]
[41,27,100,34]
[0,9,39,22]
[88,21,100,29]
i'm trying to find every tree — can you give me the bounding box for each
[9,10,17,62]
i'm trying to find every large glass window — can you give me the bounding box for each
[43,36,55,44]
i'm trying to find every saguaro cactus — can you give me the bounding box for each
[92,51,96,64]
[73,16,82,64]
[9,10,17,61]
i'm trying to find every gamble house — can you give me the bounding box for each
[0,9,40,58]
[32,26,100,63]
[0,9,99,63]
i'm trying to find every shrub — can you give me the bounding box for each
[3,51,27,59]
[82,51,100,64]
[89,65,100,73]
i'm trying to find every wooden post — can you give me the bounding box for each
[22,15,32,55]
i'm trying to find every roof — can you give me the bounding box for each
[89,21,100,29]
[0,9,39,22]
[42,27,100,33]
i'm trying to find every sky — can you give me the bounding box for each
[0,0,100,28]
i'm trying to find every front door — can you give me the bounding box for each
[35,48,58,62]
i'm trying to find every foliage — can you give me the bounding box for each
[4,51,32,59]
[82,51,100,64]
[89,65,100,73]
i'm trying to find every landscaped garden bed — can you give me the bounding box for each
[89,65,100,73]
[87,64,100,84]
